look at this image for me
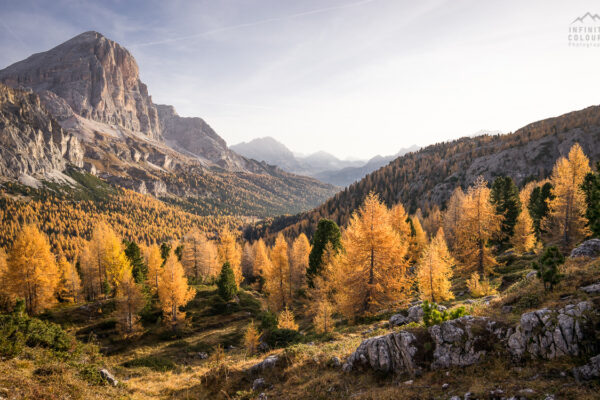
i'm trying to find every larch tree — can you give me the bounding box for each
[511,207,536,254]
[181,229,205,282]
[158,253,196,330]
[57,256,81,303]
[217,228,243,285]
[408,216,427,264]
[390,203,412,243]
[6,225,59,314]
[442,187,465,252]
[422,205,442,237]
[115,269,145,337]
[278,307,299,330]
[455,176,502,276]
[144,244,163,294]
[542,143,592,251]
[252,239,272,290]
[312,298,334,334]
[289,233,311,297]
[307,219,341,287]
[332,192,412,319]
[0,247,11,309]
[102,231,132,293]
[79,243,100,300]
[416,228,455,303]
[263,233,290,311]
[241,242,255,282]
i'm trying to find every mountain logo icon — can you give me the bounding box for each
[571,12,600,24]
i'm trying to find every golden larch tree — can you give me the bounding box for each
[455,177,502,276]
[511,208,536,254]
[313,299,334,334]
[57,256,81,303]
[243,320,261,355]
[422,205,442,237]
[6,225,59,314]
[332,192,412,319]
[198,238,220,279]
[115,268,145,337]
[158,253,196,329]
[180,228,205,282]
[390,203,412,243]
[263,233,290,311]
[252,239,272,278]
[416,228,454,303]
[289,233,311,297]
[542,143,591,251]
[408,216,427,263]
[442,187,465,252]
[102,231,132,293]
[278,307,299,330]
[144,244,163,294]
[0,247,11,309]
[241,242,255,282]
[79,243,99,300]
[217,228,243,285]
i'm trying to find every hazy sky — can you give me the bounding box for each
[1,0,599,159]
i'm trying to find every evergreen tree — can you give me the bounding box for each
[217,262,238,301]
[490,176,521,248]
[582,161,600,238]
[307,219,341,287]
[124,240,147,284]
[528,182,554,239]
[217,228,243,286]
[160,242,171,263]
[532,246,564,291]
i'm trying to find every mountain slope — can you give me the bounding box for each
[0,32,337,217]
[246,105,600,239]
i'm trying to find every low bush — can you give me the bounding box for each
[263,328,303,348]
[122,355,177,372]
[422,301,469,327]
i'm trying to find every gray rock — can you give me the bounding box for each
[342,331,420,374]
[330,357,342,368]
[252,378,266,391]
[525,270,538,280]
[507,301,594,360]
[464,299,475,304]
[442,383,449,390]
[579,282,600,294]
[197,352,208,359]
[258,393,267,400]
[99,369,118,387]
[449,397,461,400]
[249,355,280,373]
[572,354,600,380]
[502,305,514,314]
[389,313,409,327]
[407,305,424,322]
[570,239,600,258]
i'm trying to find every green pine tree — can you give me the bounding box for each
[217,262,238,301]
[528,182,554,239]
[490,176,521,248]
[582,162,600,238]
[124,240,147,284]
[307,219,341,287]
[532,246,564,291]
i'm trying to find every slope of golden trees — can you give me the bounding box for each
[542,143,591,251]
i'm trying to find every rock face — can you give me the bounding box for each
[507,302,594,360]
[249,355,280,373]
[570,239,600,259]
[0,84,83,178]
[345,303,598,376]
[99,368,118,386]
[573,354,600,381]
[0,31,161,140]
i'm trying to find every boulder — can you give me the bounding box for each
[525,271,538,280]
[342,331,421,375]
[507,302,595,360]
[252,377,266,391]
[99,369,118,387]
[570,239,600,258]
[407,305,424,322]
[249,355,280,373]
[579,282,600,295]
[572,354,600,381]
[389,313,409,327]
[429,316,506,369]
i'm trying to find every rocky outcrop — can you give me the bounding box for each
[99,368,118,386]
[345,302,598,376]
[0,31,161,140]
[342,331,421,375]
[573,354,600,381]
[430,316,505,369]
[507,302,595,360]
[0,84,83,178]
[570,239,600,259]
[580,283,600,295]
[249,355,280,373]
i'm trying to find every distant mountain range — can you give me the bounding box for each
[0,31,337,217]
[231,137,419,186]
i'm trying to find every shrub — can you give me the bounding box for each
[259,311,278,331]
[533,246,564,291]
[422,301,468,327]
[263,328,303,348]
[466,272,497,298]
[217,262,238,301]
[243,321,260,355]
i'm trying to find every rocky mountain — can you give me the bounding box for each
[0,32,337,217]
[0,84,83,182]
[231,136,419,186]
[246,105,600,239]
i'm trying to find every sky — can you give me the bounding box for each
[1,0,600,159]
